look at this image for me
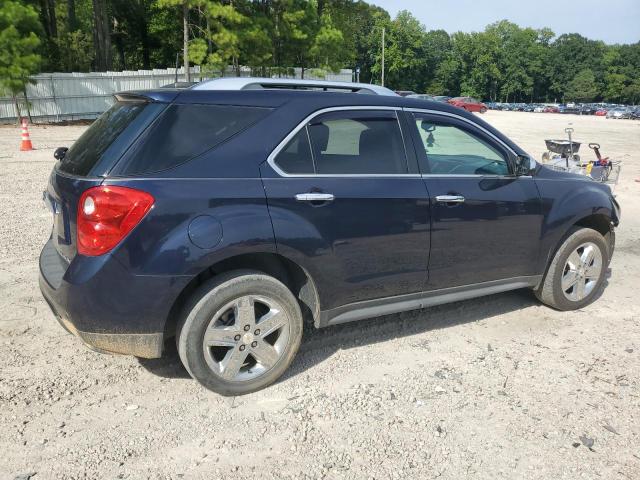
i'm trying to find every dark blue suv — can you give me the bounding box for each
[39,81,620,395]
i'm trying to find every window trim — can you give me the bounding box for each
[267,106,521,178]
[268,106,419,178]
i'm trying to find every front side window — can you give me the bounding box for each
[414,118,509,175]
[273,110,408,175]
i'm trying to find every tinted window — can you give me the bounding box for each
[59,101,147,176]
[273,128,314,174]
[120,104,270,174]
[308,111,407,174]
[415,119,509,175]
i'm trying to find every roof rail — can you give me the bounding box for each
[191,77,398,96]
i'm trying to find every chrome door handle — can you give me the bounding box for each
[435,195,465,204]
[295,193,335,202]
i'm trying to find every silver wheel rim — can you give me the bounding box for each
[561,242,603,302]
[202,295,290,382]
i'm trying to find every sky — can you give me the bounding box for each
[367,0,640,44]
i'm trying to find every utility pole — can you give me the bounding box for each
[381,27,385,87]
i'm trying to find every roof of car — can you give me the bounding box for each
[118,88,465,113]
[191,77,398,96]
[114,88,524,155]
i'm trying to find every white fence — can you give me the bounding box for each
[0,66,353,123]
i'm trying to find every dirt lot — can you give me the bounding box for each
[1,111,639,480]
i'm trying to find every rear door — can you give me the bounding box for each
[407,111,543,290]
[261,107,431,311]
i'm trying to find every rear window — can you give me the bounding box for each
[117,104,271,174]
[59,101,148,176]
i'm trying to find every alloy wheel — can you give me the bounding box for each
[202,295,290,381]
[561,242,603,302]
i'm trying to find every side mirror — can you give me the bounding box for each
[515,155,532,176]
[54,147,68,161]
[420,120,436,132]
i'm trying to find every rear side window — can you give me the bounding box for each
[273,110,408,175]
[119,104,271,174]
[273,128,315,174]
[59,101,147,176]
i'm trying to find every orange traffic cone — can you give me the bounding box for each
[20,118,33,151]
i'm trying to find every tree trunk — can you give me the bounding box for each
[67,0,78,32]
[47,0,58,37]
[183,3,190,82]
[92,0,112,71]
[140,21,151,70]
[23,87,33,124]
[13,95,22,126]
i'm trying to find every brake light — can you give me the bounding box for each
[77,186,154,256]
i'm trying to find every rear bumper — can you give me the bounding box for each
[41,291,163,358]
[39,238,189,358]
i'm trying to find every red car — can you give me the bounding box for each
[447,96,488,113]
[543,105,560,113]
[594,108,608,116]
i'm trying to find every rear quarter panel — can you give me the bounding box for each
[104,178,277,277]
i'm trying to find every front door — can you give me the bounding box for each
[408,111,543,290]
[261,108,431,311]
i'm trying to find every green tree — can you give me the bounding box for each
[0,0,41,119]
[189,0,246,75]
[310,11,347,73]
[565,68,599,102]
[158,0,196,81]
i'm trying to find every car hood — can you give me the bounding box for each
[535,163,595,182]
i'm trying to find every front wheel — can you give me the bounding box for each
[177,270,303,395]
[480,107,487,113]
[535,227,609,311]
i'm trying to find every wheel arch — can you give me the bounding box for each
[539,211,615,288]
[163,252,320,340]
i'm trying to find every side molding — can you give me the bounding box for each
[318,276,542,327]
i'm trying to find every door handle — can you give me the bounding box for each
[435,195,465,204]
[295,193,335,202]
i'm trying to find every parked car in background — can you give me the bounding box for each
[407,94,435,101]
[448,96,488,113]
[631,107,640,120]
[579,105,597,115]
[559,104,581,114]
[432,95,452,103]
[39,77,619,395]
[607,107,632,119]
[395,90,417,97]
[594,107,608,116]
[533,105,546,113]
[544,105,560,113]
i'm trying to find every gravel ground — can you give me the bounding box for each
[1,111,639,480]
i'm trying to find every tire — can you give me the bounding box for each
[177,270,303,395]
[480,107,487,113]
[535,227,609,311]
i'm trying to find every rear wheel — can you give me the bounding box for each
[535,227,608,310]
[480,107,487,113]
[177,270,303,395]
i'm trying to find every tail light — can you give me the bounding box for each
[77,186,154,256]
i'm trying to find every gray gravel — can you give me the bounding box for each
[1,112,639,480]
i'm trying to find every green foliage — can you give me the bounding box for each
[566,69,599,102]
[0,0,41,95]
[14,1,640,103]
